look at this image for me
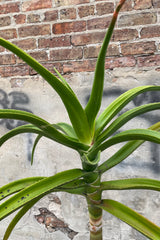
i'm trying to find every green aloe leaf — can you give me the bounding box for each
[101,178,160,191]
[0,109,89,151]
[85,0,126,131]
[0,38,92,144]
[0,177,44,201]
[31,134,42,165]
[54,122,78,139]
[100,199,160,239]
[0,124,46,147]
[3,197,41,240]
[98,122,160,174]
[0,169,86,220]
[95,86,160,138]
[53,67,75,95]
[89,129,160,159]
[97,102,160,144]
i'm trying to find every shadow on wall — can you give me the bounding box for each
[86,88,160,174]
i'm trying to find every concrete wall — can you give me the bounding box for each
[0,0,160,239]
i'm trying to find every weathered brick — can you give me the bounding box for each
[14,14,26,24]
[120,0,133,11]
[50,47,83,61]
[71,32,105,46]
[28,51,48,61]
[0,2,19,15]
[38,36,71,48]
[118,12,157,27]
[152,0,160,8]
[53,21,86,34]
[12,39,37,50]
[22,0,52,11]
[27,14,41,23]
[44,10,58,21]
[0,65,29,77]
[0,16,11,27]
[0,46,5,53]
[0,54,16,65]
[54,0,89,7]
[84,44,120,58]
[140,26,160,38]
[121,41,156,55]
[0,29,17,40]
[87,16,111,30]
[137,55,160,67]
[60,8,76,20]
[111,29,138,41]
[17,51,48,64]
[18,25,50,37]
[134,0,152,10]
[78,5,94,18]
[105,56,136,69]
[96,2,114,16]
[63,59,96,73]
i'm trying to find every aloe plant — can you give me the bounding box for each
[0,0,160,239]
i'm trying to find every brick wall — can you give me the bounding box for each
[0,0,160,78]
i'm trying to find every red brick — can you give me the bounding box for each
[152,0,160,8]
[14,14,26,24]
[53,21,86,34]
[18,25,50,37]
[17,51,48,64]
[111,29,138,41]
[0,54,16,65]
[50,47,82,61]
[87,16,111,30]
[0,46,5,53]
[38,36,71,48]
[63,59,96,73]
[54,0,89,7]
[0,29,17,40]
[22,0,52,11]
[0,65,29,77]
[0,2,19,15]
[44,10,58,21]
[118,12,157,27]
[71,32,105,46]
[105,56,136,69]
[137,55,160,67]
[121,41,156,56]
[29,51,48,61]
[120,0,133,11]
[0,16,11,27]
[84,44,120,59]
[12,39,37,50]
[140,26,160,38]
[27,14,41,23]
[78,5,94,18]
[60,8,76,20]
[134,0,152,9]
[96,2,114,16]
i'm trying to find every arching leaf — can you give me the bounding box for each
[101,178,160,191]
[95,86,160,138]
[100,199,160,240]
[97,102,160,144]
[0,38,92,144]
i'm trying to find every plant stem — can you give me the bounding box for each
[86,174,103,240]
